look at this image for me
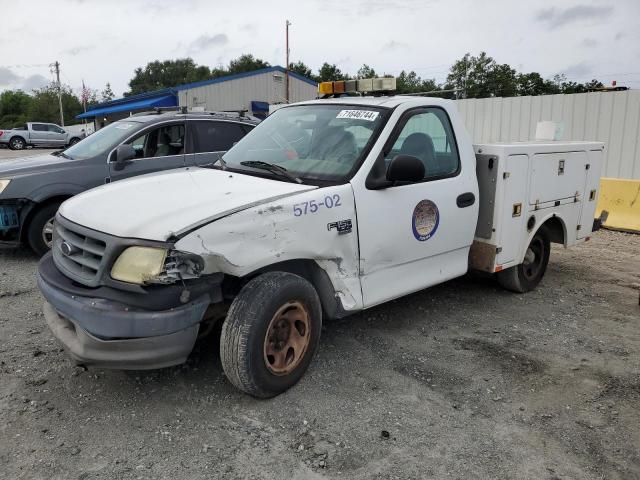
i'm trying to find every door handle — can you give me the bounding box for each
[456,192,475,208]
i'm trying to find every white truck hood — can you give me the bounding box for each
[59,167,316,241]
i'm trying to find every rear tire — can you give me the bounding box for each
[9,137,26,150]
[220,272,322,398]
[26,203,61,256]
[497,226,551,293]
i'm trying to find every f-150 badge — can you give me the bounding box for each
[327,219,352,235]
[412,200,439,241]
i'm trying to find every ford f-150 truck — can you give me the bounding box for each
[0,122,84,150]
[37,78,603,398]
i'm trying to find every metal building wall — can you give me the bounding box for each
[455,90,640,179]
[177,72,317,113]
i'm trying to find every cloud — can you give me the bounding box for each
[580,38,598,47]
[381,40,408,52]
[62,45,94,56]
[560,62,592,78]
[614,31,626,41]
[0,67,21,86]
[186,33,228,54]
[21,74,50,91]
[239,23,257,32]
[536,5,613,29]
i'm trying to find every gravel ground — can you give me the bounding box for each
[0,230,638,480]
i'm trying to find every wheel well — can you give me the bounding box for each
[540,215,566,245]
[225,259,342,320]
[20,196,70,241]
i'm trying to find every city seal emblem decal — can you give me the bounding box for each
[412,200,439,241]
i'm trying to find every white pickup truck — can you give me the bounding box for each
[37,80,603,398]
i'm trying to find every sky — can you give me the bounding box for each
[0,0,638,99]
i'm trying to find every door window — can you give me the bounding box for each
[32,124,48,131]
[385,108,460,181]
[126,124,185,159]
[191,121,247,153]
[47,125,65,134]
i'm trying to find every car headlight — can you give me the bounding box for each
[111,246,204,285]
[111,246,168,284]
[0,179,11,194]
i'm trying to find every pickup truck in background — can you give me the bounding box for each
[0,110,259,255]
[0,122,84,150]
[37,78,604,398]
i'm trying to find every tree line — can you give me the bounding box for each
[1,52,604,128]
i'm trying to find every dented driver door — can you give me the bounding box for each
[354,107,478,308]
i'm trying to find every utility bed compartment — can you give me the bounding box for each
[469,141,604,273]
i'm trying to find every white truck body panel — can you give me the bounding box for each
[471,141,603,272]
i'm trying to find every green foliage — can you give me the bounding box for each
[228,54,270,74]
[28,84,83,124]
[288,61,313,79]
[317,63,349,82]
[100,83,115,102]
[0,90,33,128]
[127,58,213,95]
[396,70,439,94]
[356,64,377,79]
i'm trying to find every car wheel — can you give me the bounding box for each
[220,272,322,398]
[68,137,80,146]
[27,203,61,256]
[497,226,551,293]
[9,137,26,150]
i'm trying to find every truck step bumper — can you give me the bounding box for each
[43,301,199,370]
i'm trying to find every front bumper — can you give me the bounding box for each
[37,255,215,370]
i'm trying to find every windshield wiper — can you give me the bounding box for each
[240,161,303,184]
[58,151,72,159]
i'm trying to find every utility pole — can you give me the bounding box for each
[285,20,291,103]
[52,61,65,126]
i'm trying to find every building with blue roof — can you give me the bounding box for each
[78,66,318,128]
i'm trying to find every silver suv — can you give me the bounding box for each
[0,109,259,255]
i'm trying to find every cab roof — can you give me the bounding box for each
[294,95,456,109]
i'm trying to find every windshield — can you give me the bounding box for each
[63,121,140,160]
[222,104,388,182]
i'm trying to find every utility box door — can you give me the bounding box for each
[497,155,528,265]
[529,151,587,205]
[577,149,603,239]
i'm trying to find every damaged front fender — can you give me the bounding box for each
[174,183,363,311]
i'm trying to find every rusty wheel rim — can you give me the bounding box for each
[263,301,310,375]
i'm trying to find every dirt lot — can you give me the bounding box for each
[0,230,638,480]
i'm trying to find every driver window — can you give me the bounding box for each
[127,124,185,159]
[385,108,459,181]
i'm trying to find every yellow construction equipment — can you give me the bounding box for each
[595,178,640,233]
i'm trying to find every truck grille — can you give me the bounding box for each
[52,214,113,287]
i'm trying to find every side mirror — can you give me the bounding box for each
[113,144,136,171]
[386,154,425,183]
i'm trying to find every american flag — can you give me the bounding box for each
[81,80,90,113]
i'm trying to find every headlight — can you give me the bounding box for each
[111,246,167,284]
[111,246,204,285]
[0,179,11,194]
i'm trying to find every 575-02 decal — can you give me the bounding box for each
[293,194,342,216]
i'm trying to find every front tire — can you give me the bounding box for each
[27,203,61,256]
[9,137,26,150]
[497,226,551,293]
[68,137,80,146]
[220,272,322,398]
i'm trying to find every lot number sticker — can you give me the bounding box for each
[336,110,379,121]
[412,200,439,241]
